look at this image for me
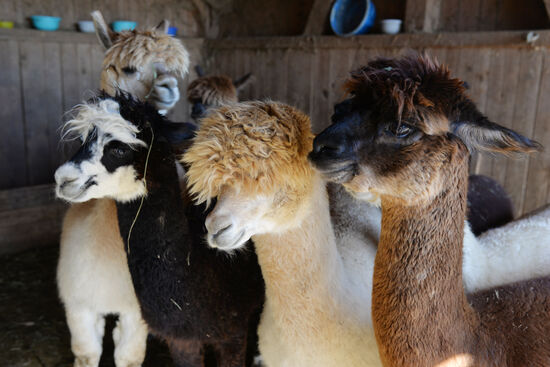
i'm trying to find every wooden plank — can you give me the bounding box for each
[204,30,550,51]
[76,43,95,100]
[523,50,550,213]
[20,41,52,185]
[454,48,492,173]
[59,42,81,161]
[303,0,332,35]
[274,49,289,102]
[310,48,331,133]
[504,49,543,216]
[476,49,520,187]
[0,202,66,254]
[0,184,57,211]
[479,0,498,31]
[90,44,104,90]
[42,42,65,171]
[473,48,500,178]
[439,0,459,32]
[327,48,353,118]
[72,0,94,24]
[458,0,481,31]
[405,0,442,33]
[488,49,521,206]
[287,49,312,114]
[541,0,550,25]
[0,40,27,189]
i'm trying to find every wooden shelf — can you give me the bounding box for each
[207,30,550,50]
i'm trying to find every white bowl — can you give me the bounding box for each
[78,20,95,33]
[380,19,402,35]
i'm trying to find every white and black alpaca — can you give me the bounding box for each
[55,93,264,367]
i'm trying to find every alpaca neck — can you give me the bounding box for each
[117,141,190,255]
[372,152,478,366]
[253,173,357,325]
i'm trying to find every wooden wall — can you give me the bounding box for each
[206,32,550,216]
[0,28,203,189]
[0,0,202,36]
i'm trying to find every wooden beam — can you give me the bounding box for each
[206,30,550,50]
[405,0,442,33]
[0,184,66,255]
[303,0,333,35]
[543,0,550,19]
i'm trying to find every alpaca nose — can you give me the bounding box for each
[312,130,348,157]
[191,102,206,119]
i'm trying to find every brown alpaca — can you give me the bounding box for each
[187,66,254,120]
[309,55,550,367]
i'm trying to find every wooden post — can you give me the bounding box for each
[405,0,442,33]
[303,0,333,35]
[543,0,550,20]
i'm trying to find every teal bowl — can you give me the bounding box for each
[31,15,61,31]
[111,20,137,32]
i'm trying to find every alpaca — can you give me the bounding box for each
[183,100,384,366]
[187,65,254,120]
[467,174,514,235]
[56,11,190,367]
[183,99,550,366]
[92,11,189,114]
[309,54,550,366]
[55,93,265,367]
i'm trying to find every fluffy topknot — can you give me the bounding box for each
[103,29,190,78]
[344,54,465,129]
[182,101,314,205]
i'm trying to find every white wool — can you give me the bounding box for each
[57,199,148,367]
[463,204,550,293]
[61,100,146,148]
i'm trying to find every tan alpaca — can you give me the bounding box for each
[57,11,190,367]
[310,55,550,367]
[184,101,381,367]
[187,66,254,120]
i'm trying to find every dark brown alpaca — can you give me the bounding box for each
[309,55,550,367]
[187,66,253,120]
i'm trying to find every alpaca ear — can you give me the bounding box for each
[233,73,254,92]
[91,10,114,50]
[195,65,206,77]
[451,112,542,155]
[154,19,169,35]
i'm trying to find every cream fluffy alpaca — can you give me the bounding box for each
[57,199,147,367]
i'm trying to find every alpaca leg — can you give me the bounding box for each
[218,340,247,367]
[66,309,104,367]
[166,339,203,367]
[112,312,148,367]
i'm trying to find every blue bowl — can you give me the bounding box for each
[111,20,137,32]
[167,26,178,36]
[31,15,61,31]
[330,0,376,36]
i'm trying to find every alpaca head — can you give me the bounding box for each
[309,54,542,204]
[55,92,196,203]
[187,66,254,120]
[183,101,314,251]
[92,11,190,114]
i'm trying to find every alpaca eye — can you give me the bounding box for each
[387,123,414,138]
[122,66,137,75]
[110,146,130,158]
